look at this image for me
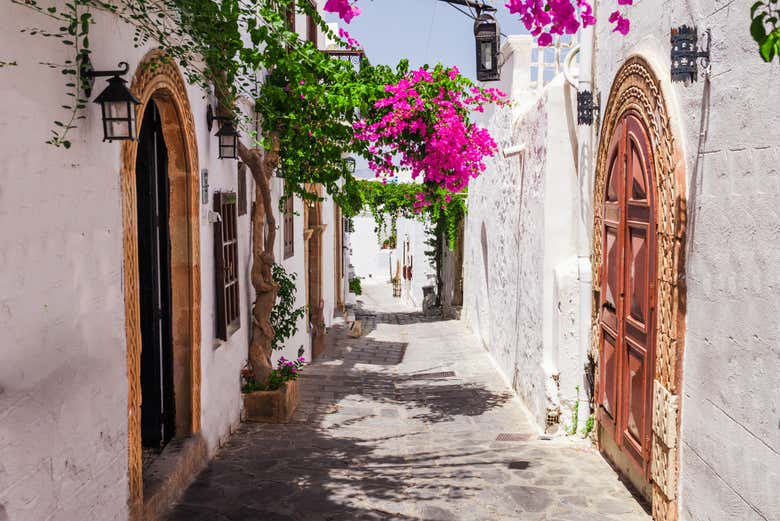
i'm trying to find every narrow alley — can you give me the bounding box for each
[164,284,650,521]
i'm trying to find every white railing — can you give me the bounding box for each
[529,34,580,91]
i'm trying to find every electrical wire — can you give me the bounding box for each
[424,1,438,64]
[444,1,509,38]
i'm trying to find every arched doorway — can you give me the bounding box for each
[597,110,656,499]
[121,50,202,518]
[592,57,687,520]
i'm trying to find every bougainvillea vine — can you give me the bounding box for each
[353,65,506,207]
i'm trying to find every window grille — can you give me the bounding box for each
[214,191,240,340]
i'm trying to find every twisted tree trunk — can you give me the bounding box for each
[238,137,280,384]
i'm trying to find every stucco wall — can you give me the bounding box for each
[351,213,393,283]
[351,209,435,309]
[592,2,780,518]
[462,34,583,430]
[0,5,329,519]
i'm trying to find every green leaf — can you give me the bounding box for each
[752,13,768,43]
[760,32,777,60]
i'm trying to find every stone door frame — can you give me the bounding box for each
[592,56,687,521]
[121,49,202,518]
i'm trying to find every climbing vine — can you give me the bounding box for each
[356,179,466,251]
[270,264,306,352]
[751,1,780,62]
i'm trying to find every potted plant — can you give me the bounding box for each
[242,356,305,423]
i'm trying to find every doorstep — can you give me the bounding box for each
[142,434,208,520]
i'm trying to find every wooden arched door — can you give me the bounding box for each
[598,111,656,491]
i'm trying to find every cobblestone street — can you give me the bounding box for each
[165,284,650,521]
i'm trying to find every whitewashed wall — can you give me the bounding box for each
[351,213,394,283]
[462,36,582,430]
[351,209,435,309]
[0,4,335,520]
[592,2,780,518]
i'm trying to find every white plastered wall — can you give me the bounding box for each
[0,4,276,518]
[462,36,581,429]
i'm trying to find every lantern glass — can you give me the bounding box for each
[218,133,237,159]
[480,40,494,71]
[102,100,135,140]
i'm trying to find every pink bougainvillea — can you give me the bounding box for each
[323,0,361,23]
[353,65,506,207]
[338,28,361,49]
[325,0,633,44]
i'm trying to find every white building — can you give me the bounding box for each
[464,3,780,520]
[0,3,347,520]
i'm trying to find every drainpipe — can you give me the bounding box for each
[574,19,596,431]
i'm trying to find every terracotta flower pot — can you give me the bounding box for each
[243,380,299,423]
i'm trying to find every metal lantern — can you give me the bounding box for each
[345,157,356,174]
[207,104,239,160]
[215,120,239,159]
[474,11,500,82]
[81,59,140,142]
[576,90,600,126]
[670,25,711,83]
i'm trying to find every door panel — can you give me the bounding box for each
[598,112,656,481]
[138,100,175,450]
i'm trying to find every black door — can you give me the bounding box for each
[136,100,176,450]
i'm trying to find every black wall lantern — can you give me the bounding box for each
[81,58,140,141]
[670,25,711,83]
[207,105,239,159]
[577,90,600,126]
[473,9,500,82]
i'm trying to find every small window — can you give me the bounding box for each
[237,162,247,216]
[306,3,317,45]
[286,5,295,32]
[214,191,240,341]
[284,191,294,259]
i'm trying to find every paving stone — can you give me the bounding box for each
[164,284,649,521]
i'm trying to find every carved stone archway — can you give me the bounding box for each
[592,56,687,521]
[121,49,202,519]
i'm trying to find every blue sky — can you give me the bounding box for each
[325,0,523,82]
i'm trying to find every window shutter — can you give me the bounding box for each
[214,191,240,341]
[237,162,247,216]
[284,190,294,259]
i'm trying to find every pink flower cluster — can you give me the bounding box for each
[338,28,360,50]
[353,67,506,205]
[609,0,633,35]
[505,0,595,46]
[277,356,306,374]
[324,0,361,23]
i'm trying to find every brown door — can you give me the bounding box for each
[598,112,656,485]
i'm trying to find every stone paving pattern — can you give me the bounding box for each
[165,284,650,521]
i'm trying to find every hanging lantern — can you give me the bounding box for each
[82,60,141,141]
[215,120,239,159]
[207,105,239,160]
[474,11,500,82]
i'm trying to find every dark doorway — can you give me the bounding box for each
[136,100,176,450]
